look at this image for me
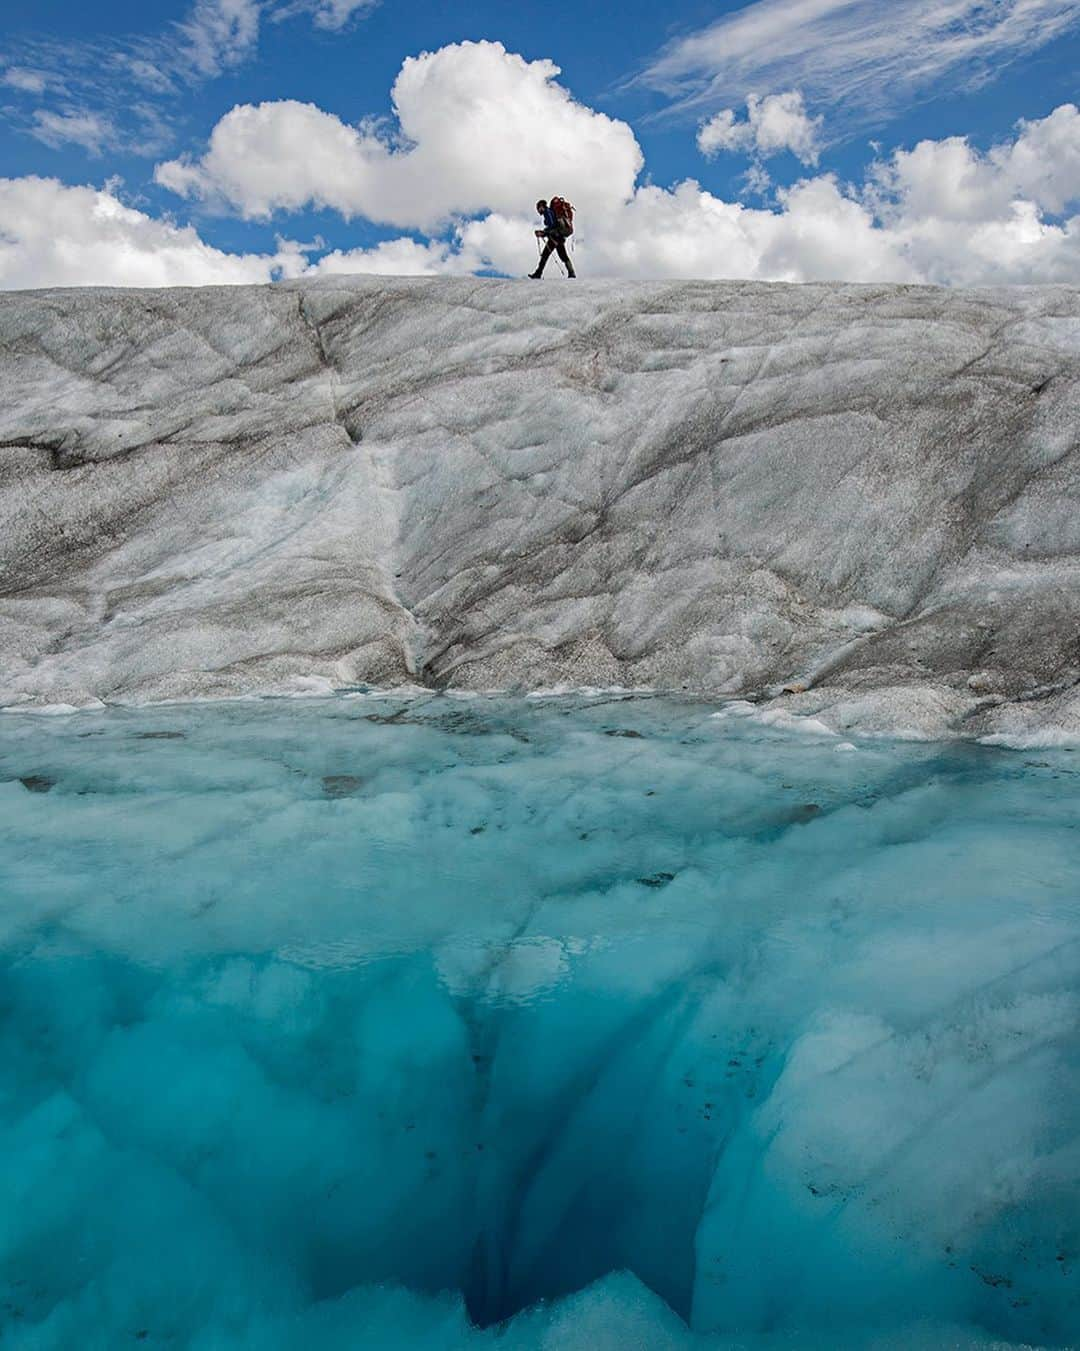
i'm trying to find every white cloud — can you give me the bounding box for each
[458,176,915,284]
[30,110,114,156]
[861,104,1080,283]
[698,91,823,165]
[173,0,261,80]
[117,57,177,95]
[873,102,1080,221]
[0,0,379,167]
[308,0,379,29]
[0,178,470,291]
[4,0,376,111]
[7,45,1080,293]
[268,0,379,30]
[0,2,261,165]
[642,0,1080,125]
[0,177,305,290]
[741,162,773,196]
[696,109,743,158]
[2,67,48,95]
[154,40,643,229]
[152,39,1080,288]
[308,237,475,276]
[456,101,1080,286]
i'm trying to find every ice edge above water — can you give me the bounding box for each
[6,683,1080,751]
[3,277,1080,745]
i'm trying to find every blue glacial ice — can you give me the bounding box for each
[1,693,1078,1349]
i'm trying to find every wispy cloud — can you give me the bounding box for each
[6,0,262,103]
[2,0,377,160]
[30,109,115,155]
[174,0,261,79]
[1,0,261,160]
[308,0,379,29]
[1,67,49,95]
[642,0,1080,126]
[271,0,380,30]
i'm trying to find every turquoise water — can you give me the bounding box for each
[1,694,1078,1350]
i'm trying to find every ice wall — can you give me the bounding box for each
[1,277,1079,739]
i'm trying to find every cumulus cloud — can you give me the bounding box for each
[0,177,306,290]
[6,44,1080,292]
[641,0,1080,126]
[308,237,475,276]
[457,102,1080,285]
[154,40,643,229]
[457,177,915,285]
[874,103,1080,220]
[149,38,1080,289]
[697,92,823,165]
[864,104,1080,283]
[0,175,473,290]
[695,109,744,159]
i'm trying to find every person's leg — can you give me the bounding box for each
[556,240,575,277]
[530,239,556,277]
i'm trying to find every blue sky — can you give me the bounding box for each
[2,0,1080,287]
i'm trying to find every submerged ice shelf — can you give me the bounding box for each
[1,694,1079,1349]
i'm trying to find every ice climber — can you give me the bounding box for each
[529,197,576,279]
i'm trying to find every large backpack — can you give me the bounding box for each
[550,196,574,236]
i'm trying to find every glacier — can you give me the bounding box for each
[2,277,1080,740]
[3,276,1080,1348]
[1,693,1079,1349]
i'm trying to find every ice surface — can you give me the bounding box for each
[2,277,1080,740]
[1,694,1078,1349]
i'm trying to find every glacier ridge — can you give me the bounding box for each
[2,276,1079,741]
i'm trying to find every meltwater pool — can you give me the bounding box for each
[0,694,1078,1349]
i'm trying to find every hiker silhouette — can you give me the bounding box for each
[530,198,575,279]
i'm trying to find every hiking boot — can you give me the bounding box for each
[528,270,543,280]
